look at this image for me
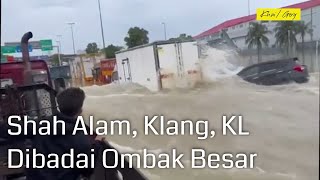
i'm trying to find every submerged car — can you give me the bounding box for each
[237,58,309,85]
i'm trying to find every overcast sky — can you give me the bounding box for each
[1,0,307,55]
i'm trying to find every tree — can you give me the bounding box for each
[102,44,123,58]
[274,21,298,57]
[295,21,312,64]
[245,22,270,63]
[169,33,193,41]
[124,27,149,48]
[86,43,99,54]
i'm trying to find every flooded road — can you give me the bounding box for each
[81,50,319,180]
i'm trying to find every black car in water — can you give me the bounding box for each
[237,58,309,85]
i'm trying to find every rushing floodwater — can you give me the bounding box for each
[81,49,319,180]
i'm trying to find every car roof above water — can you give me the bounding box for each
[254,58,297,66]
[244,58,297,68]
[237,58,298,75]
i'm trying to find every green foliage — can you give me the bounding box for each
[295,21,312,40]
[102,44,123,58]
[86,42,100,54]
[274,21,313,57]
[274,21,298,52]
[246,22,270,63]
[246,22,270,49]
[169,34,193,41]
[294,21,313,63]
[124,27,149,48]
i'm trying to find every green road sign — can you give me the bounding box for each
[1,46,16,54]
[1,53,6,62]
[1,53,8,63]
[40,40,53,51]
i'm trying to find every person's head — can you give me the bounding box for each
[57,87,85,117]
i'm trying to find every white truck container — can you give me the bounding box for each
[115,41,201,91]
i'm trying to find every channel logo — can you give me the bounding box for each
[256,8,301,21]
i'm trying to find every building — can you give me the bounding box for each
[194,0,320,50]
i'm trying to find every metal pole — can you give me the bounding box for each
[310,8,313,41]
[67,22,76,55]
[98,0,106,50]
[288,30,291,57]
[71,25,76,55]
[55,43,61,66]
[58,41,62,62]
[162,22,167,40]
[54,41,61,66]
[248,0,250,16]
[316,40,319,72]
[57,35,62,53]
[56,35,62,66]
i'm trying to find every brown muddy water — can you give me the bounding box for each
[81,49,319,180]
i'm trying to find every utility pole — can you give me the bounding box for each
[56,35,62,66]
[162,22,167,40]
[57,41,62,66]
[57,35,62,53]
[67,22,76,55]
[310,8,313,41]
[98,0,106,50]
[316,40,319,72]
[55,43,61,66]
[288,30,290,57]
[248,0,251,16]
[67,23,77,85]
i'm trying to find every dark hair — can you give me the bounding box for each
[57,87,85,116]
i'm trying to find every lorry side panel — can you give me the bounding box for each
[181,42,202,86]
[157,42,201,89]
[157,43,179,89]
[116,46,159,91]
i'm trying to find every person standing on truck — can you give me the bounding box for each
[25,87,104,180]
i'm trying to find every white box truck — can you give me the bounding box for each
[115,41,202,91]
